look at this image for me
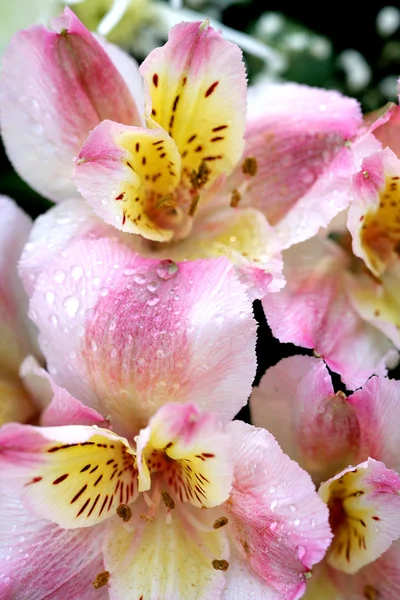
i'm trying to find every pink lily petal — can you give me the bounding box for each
[373,102,400,159]
[320,459,400,574]
[74,120,181,241]
[0,7,142,202]
[330,540,400,600]
[18,198,119,297]
[348,376,400,472]
[348,148,400,277]
[346,265,400,350]
[0,197,39,425]
[262,237,398,389]
[250,356,360,484]
[19,355,106,428]
[0,422,136,528]
[221,549,281,599]
[30,237,256,435]
[104,498,228,600]
[140,21,247,185]
[136,403,233,507]
[225,420,332,600]
[0,493,108,600]
[229,83,362,249]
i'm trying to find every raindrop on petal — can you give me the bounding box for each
[156,260,179,280]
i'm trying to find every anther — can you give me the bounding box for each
[161,490,175,510]
[213,516,228,529]
[212,559,229,571]
[92,571,110,589]
[116,503,132,522]
[242,157,258,176]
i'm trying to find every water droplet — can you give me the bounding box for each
[156,259,179,280]
[63,296,79,317]
[93,277,101,287]
[71,265,83,281]
[147,280,159,293]
[270,499,278,511]
[110,346,117,359]
[172,383,180,390]
[310,518,316,528]
[109,319,116,331]
[45,291,55,305]
[289,504,296,512]
[49,314,58,326]
[91,341,98,352]
[296,545,306,560]
[269,521,277,531]
[215,314,224,324]
[269,485,276,494]
[147,296,159,306]
[134,272,146,284]
[156,349,165,358]
[100,287,108,297]
[293,518,301,526]
[53,269,65,284]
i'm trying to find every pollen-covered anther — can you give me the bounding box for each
[116,503,132,522]
[213,516,228,529]
[190,161,210,190]
[242,157,258,176]
[161,490,175,510]
[363,170,369,179]
[230,189,241,208]
[92,571,110,589]
[212,559,229,571]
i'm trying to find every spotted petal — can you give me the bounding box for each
[320,459,400,574]
[74,120,181,240]
[348,148,400,277]
[140,21,246,186]
[136,403,233,508]
[0,423,137,528]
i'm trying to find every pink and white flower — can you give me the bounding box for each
[1,10,368,299]
[261,236,398,389]
[251,355,400,599]
[0,392,332,599]
[0,196,42,425]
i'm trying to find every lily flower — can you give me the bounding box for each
[0,196,42,425]
[0,385,332,599]
[1,10,366,298]
[251,355,400,599]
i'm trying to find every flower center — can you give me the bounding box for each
[361,174,400,275]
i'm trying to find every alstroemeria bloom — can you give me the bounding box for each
[261,235,398,389]
[0,392,332,599]
[251,355,400,599]
[1,10,367,298]
[0,196,43,425]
